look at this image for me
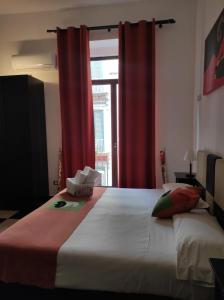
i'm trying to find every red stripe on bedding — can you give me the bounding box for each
[0,187,106,288]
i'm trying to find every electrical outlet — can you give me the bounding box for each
[53,180,58,185]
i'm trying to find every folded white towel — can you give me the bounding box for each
[83,166,91,175]
[85,169,100,184]
[82,166,102,185]
[74,170,88,184]
[66,178,93,196]
[66,166,102,196]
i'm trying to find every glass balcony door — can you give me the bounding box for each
[92,81,118,186]
[91,57,118,187]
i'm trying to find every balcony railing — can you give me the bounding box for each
[95,138,105,153]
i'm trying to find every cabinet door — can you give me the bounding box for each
[28,77,48,199]
[0,76,32,202]
[0,79,6,194]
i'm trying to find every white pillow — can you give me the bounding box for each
[173,212,224,285]
[162,182,209,209]
[195,198,209,209]
[162,182,191,192]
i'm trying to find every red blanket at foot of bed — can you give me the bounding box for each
[0,187,106,288]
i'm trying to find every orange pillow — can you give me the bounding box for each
[152,187,200,218]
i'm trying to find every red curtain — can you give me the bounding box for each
[118,21,156,188]
[57,26,95,189]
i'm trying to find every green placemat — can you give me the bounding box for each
[48,199,85,211]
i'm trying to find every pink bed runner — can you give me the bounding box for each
[0,187,106,288]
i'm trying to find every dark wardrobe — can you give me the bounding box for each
[0,75,49,209]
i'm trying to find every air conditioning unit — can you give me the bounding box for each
[11,53,56,70]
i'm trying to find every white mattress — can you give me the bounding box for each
[55,188,213,300]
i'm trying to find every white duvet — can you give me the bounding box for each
[173,210,224,285]
[55,188,213,299]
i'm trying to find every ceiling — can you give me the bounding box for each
[0,0,143,15]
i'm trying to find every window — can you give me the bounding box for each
[91,59,118,80]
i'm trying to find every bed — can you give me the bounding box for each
[0,151,224,300]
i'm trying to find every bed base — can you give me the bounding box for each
[0,282,176,300]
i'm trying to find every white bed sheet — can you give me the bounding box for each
[55,188,213,300]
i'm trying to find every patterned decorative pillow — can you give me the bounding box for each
[152,187,200,218]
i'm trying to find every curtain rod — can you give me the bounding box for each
[47,18,176,33]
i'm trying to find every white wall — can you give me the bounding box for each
[0,0,196,193]
[194,0,224,158]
